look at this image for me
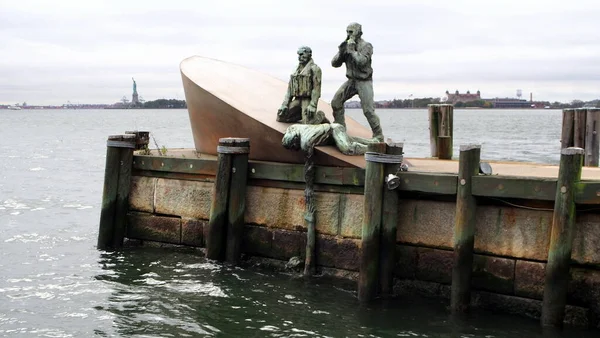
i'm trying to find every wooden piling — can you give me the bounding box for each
[584,108,600,167]
[574,108,587,148]
[125,130,150,150]
[428,105,440,157]
[112,134,136,248]
[380,141,403,297]
[225,138,250,265]
[541,147,584,327]
[560,109,575,150]
[451,144,481,312]
[437,104,453,159]
[429,104,454,159]
[98,134,136,250]
[206,138,235,261]
[359,142,386,302]
[437,136,452,160]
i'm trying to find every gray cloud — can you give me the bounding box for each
[1,0,599,105]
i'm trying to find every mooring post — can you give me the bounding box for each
[541,147,584,327]
[98,134,136,250]
[437,104,454,159]
[451,144,481,312]
[428,105,440,157]
[429,104,454,159]
[584,108,600,167]
[112,134,136,248]
[380,141,403,297]
[206,138,235,261]
[125,130,150,150]
[359,142,387,302]
[574,108,587,149]
[225,138,250,265]
[561,109,575,150]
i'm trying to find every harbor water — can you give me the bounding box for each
[0,108,595,337]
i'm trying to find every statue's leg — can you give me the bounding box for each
[277,99,303,123]
[331,80,357,128]
[356,80,383,141]
[299,98,311,124]
[331,123,367,155]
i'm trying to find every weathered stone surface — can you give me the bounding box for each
[127,212,181,244]
[416,248,453,284]
[271,229,305,260]
[514,260,545,300]
[394,245,418,279]
[242,225,272,257]
[569,268,600,320]
[154,178,212,219]
[393,276,589,327]
[339,194,363,238]
[393,279,451,299]
[471,255,515,294]
[572,213,600,265]
[245,186,340,236]
[129,176,155,213]
[320,267,359,282]
[474,205,552,261]
[471,290,589,327]
[316,236,360,271]
[181,218,207,247]
[314,192,342,236]
[397,200,454,249]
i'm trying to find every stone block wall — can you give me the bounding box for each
[126,175,600,326]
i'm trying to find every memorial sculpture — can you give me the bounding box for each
[282,123,368,156]
[331,22,384,142]
[277,46,328,125]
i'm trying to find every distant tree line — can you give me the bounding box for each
[143,99,187,109]
[549,100,599,109]
[374,97,442,109]
[347,98,600,109]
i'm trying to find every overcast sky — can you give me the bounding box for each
[1,0,600,105]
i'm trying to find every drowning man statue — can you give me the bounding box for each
[331,23,384,141]
[277,46,327,125]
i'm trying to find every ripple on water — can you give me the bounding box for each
[164,281,228,297]
[5,233,48,243]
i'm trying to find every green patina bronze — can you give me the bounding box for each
[331,23,383,142]
[281,123,368,156]
[132,77,137,94]
[278,46,326,125]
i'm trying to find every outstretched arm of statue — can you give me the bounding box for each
[348,42,373,67]
[279,79,293,111]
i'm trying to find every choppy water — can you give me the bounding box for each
[0,108,594,337]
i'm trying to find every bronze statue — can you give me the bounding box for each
[277,46,327,125]
[331,23,383,141]
[282,122,368,156]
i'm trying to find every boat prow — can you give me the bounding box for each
[180,56,372,168]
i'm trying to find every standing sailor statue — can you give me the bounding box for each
[331,22,384,142]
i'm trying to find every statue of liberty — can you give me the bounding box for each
[131,77,139,105]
